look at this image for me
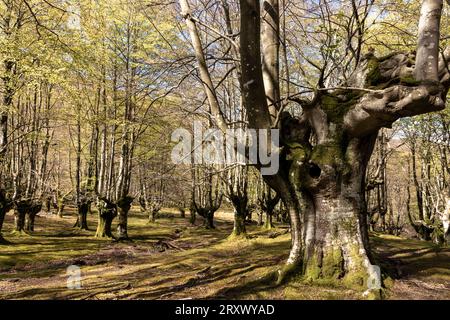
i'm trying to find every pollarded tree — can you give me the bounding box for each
[191,164,223,229]
[0,0,64,241]
[181,0,450,292]
[256,179,280,230]
[225,165,250,238]
[242,0,450,287]
[400,112,449,243]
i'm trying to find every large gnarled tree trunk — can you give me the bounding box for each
[238,0,448,290]
[181,0,449,294]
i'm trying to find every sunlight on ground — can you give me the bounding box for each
[0,208,448,300]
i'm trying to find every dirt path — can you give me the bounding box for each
[0,211,448,300]
[371,234,450,300]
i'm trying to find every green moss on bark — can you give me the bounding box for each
[366,56,381,86]
[304,254,321,281]
[320,91,363,124]
[322,248,345,279]
[342,244,370,290]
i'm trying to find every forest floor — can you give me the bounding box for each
[0,208,449,300]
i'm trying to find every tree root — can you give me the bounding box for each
[227,232,249,241]
[154,239,184,252]
[276,261,301,285]
[10,230,30,237]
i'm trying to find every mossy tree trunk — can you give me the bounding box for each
[57,199,65,218]
[204,211,215,229]
[189,204,196,225]
[226,165,249,237]
[178,207,186,218]
[258,186,279,230]
[25,202,42,232]
[298,138,375,288]
[0,192,13,243]
[147,200,162,223]
[231,209,246,237]
[196,207,216,229]
[75,201,90,230]
[195,206,218,229]
[257,211,263,226]
[229,194,248,237]
[13,200,31,233]
[44,197,51,213]
[0,200,12,244]
[181,0,448,295]
[95,199,117,238]
[149,210,157,223]
[117,196,133,240]
[264,212,274,230]
[273,126,378,288]
[0,207,6,242]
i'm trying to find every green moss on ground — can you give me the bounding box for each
[0,210,448,300]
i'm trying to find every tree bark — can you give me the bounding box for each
[262,0,280,120]
[415,0,443,82]
[264,212,274,229]
[13,200,31,233]
[180,0,228,132]
[25,202,41,232]
[229,188,249,237]
[117,196,133,240]
[57,199,65,218]
[75,201,89,230]
[230,208,246,237]
[179,207,186,218]
[189,203,196,225]
[95,199,117,238]
[181,0,450,293]
[0,194,12,243]
[204,211,215,229]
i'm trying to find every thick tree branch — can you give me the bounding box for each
[239,0,271,129]
[179,0,228,132]
[415,0,443,82]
